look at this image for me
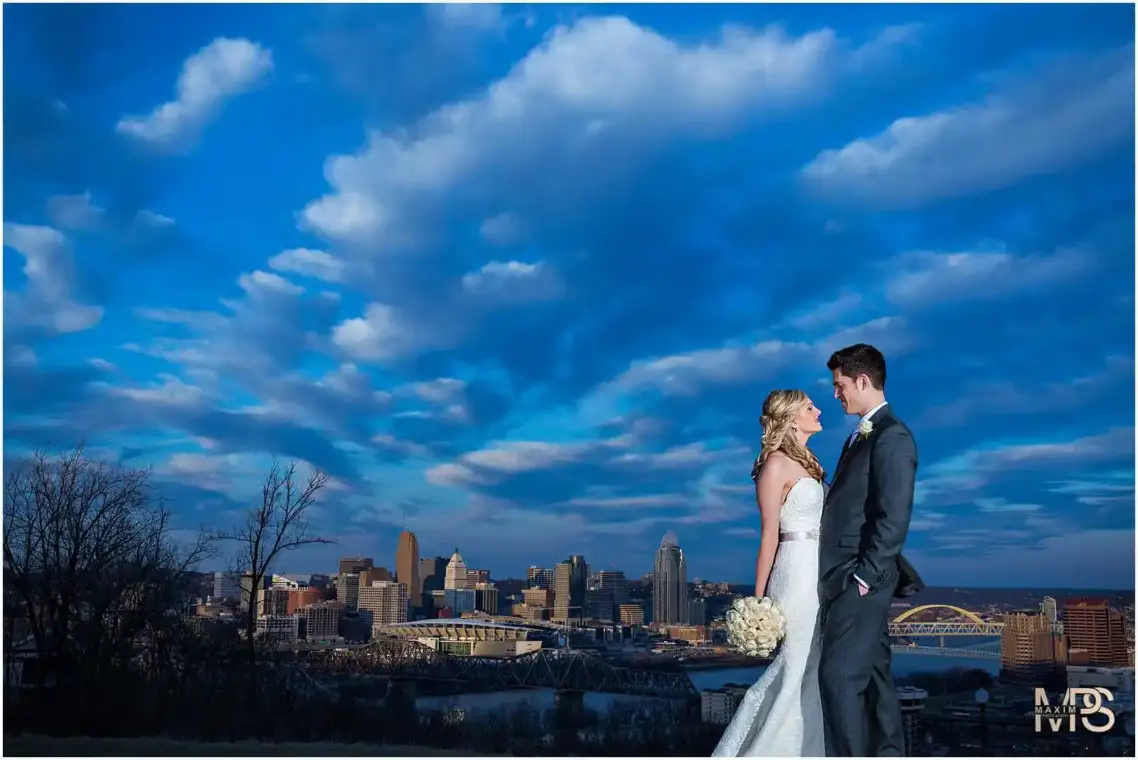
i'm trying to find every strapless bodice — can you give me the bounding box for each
[780,477,825,533]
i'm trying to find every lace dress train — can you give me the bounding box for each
[712,478,826,757]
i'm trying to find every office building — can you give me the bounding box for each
[300,601,344,640]
[467,568,490,585]
[653,532,688,625]
[701,686,747,724]
[358,580,410,628]
[287,587,322,614]
[360,566,392,586]
[897,686,928,757]
[212,572,240,602]
[336,573,361,612]
[444,548,469,590]
[444,587,477,615]
[239,572,267,616]
[619,604,645,626]
[527,566,554,589]
[255,614,299,643]
[262,587,290,616]
[688,598,707,626]
[1064,598,1130,667]
[586,570,629,621]
[1001,610,1066,683]
[1041,596,1058,625]
[420,556,449,605]
[339,556,374,575]
[554,555,588,624]
[474,582,499,615]
[396,530,421,603]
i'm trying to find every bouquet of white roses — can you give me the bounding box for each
[725,595,786,657]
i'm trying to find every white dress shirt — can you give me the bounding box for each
[851,401,887,591]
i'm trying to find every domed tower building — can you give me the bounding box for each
[653,531,688,626]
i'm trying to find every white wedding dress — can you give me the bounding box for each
[712,476,826,757]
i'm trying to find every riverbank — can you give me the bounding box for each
[682,656,770,670]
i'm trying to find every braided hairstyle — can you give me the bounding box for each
[751,388,825,483]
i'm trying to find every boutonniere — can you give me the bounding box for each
[856,419,874,441]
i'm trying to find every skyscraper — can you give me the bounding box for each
[586,570,628,621]
[395,530,421,604]
[653,531,688,625]
[444,547,469,590]
[554,555,588,623]
[339,556,374,575]
[527,566,553,589]
[358,580,410,629]
[1063,598,1129,666]
[421,556,449,593]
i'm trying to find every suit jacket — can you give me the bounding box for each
[819,405,925,602]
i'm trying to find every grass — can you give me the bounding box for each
[4,735,487,757]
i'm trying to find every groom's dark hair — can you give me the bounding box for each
[827,343,886,390]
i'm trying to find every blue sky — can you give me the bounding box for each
[5,3,1134,588]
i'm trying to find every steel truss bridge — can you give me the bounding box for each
[283,639,701,701]
[888,604,1004,637]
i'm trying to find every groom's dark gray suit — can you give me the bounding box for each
[819,403,923,757]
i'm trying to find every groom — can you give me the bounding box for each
[818,343,924,757]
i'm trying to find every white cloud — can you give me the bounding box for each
[3,223,103,334]
[268,248,346,284]
[883,246,1087,305]
[564,494,690,510]
[784,292,863,330]
[461,260,562,303]
[136,209,176,227]
[409,378,467,405]
[426,3,506,33]
[611,339,810,396]
[332,302,456,362]
[908,509,948,532]
[331,260,560,362]
[237,270,304,297]
[116,37,273,150]
[8,345,37,366]
[46,191,104,230]
[975,498,1042,513]
[907,529,1134,588]
[105,374,207,406]
[300,17,908,244]
[919,355,1132,427]
[800,45,1134,206]
[917,427,1135,506]
[607,316,913,397]
[480,212,523,245]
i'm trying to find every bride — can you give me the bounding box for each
[713,389,826,757]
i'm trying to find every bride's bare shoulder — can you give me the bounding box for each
[755,451,792,480]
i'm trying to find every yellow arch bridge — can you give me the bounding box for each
[888,604,1003,660]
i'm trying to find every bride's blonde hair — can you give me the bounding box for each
[753,389,825,482]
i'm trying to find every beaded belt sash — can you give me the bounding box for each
[779,530,819,542]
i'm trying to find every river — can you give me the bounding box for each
[415,651,999,715]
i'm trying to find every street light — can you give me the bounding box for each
[974,687,990,755]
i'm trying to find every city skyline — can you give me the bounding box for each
[5,4,1134,589]
[212,530,1136,593]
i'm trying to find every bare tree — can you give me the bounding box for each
[212,461,332,667]
[3,447,212,693]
